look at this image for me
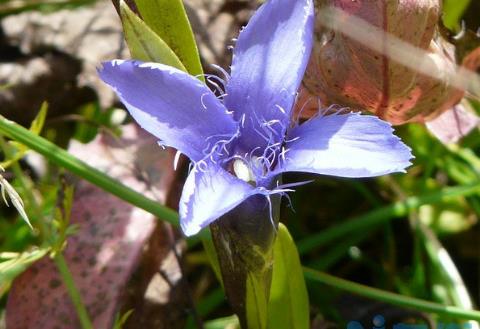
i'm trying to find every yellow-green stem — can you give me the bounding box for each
[53,253,94,329]
[303,268,480,321]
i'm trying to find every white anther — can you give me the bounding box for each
[233,159,255,183]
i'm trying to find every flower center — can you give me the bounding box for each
[232,159,255,183]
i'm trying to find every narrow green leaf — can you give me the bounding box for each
[204,315,240,329]
[120,0,186,70]
[2,102,48,168]
[53,253,94,329]
[201,235,223,286]
[30,101,48,135]
[113,310,134,329]
[297,182,480,255]
[417,223,474,310]
[246,272,268,329]
[0,115,180,227]
[0,248,49,297]
[303,268,480,321]
[268,224,309,329]
[134,0,203,77]
[443,0,471,30]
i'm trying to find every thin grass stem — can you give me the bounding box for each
[0,115,179,226]
[53,253,94,329]
[303,267,480,321]
[297,182,480,255]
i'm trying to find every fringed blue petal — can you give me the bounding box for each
[179,164,258,236]
[99,60,238,162]
[274,112,413,178]
[225,0,314,152]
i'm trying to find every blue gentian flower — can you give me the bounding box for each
[99,0,412,236]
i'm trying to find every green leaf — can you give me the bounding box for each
[201,235,223,286]
[416,222,474,310]
[29,101,48,135]
[442,0,471,30]
[0,114,180,227]
[120,0,186,70]
[203,315,240,329]
[2,102,48,169]
[0,248,49,297]
[303,268,480,321]
[113,309,134,329]
[246,272,269,329]
[268,224,309,329]
[134,0,203,77]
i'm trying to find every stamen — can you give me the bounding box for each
[232,159,255,183]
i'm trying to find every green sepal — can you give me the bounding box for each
[210,193,280,329]
[134,0,203,78]
[246,272,269,329]
[120,0,186,71]
[267,223,309,329]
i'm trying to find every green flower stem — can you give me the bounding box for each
[303,267,480,321]
[0,115,179,226]
[297,182,480,255]
[53,253,94,329]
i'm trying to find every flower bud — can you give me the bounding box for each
[297,0,474,125]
